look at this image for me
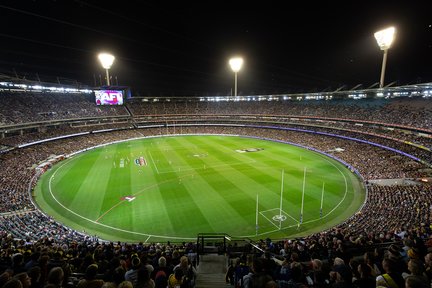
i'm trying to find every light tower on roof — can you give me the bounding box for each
[374,27,396,88]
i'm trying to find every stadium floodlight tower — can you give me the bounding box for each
[98,53,115,86]
[229,57,243,96]
[374,27,396,88]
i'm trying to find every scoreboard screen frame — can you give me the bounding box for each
[94,89,124,105]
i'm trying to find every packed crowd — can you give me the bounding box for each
[0,92,129,126]
[1,92,431,130]
[0,125,429,219]
[126,97,432,130]
[0,91,432,287]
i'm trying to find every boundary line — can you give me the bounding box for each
[41,134,357,241]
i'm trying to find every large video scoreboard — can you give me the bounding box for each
[94,86,131,105]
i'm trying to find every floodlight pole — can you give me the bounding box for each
[105,69,111,86]
[98,53,115,87]
[229,57,243,97]
[234,71,238,97]
[374,27,395,89]
[379,49,388,88]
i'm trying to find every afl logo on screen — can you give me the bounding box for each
[95,90,123,105]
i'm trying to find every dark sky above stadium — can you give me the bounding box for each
[0,1,431,96]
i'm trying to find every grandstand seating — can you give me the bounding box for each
[0,87,432,287]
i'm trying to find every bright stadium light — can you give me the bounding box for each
[229,57,243,96]
[374,27,396,88]
[98,53,115,86]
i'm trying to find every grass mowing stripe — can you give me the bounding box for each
[69,148,113,221]
[148,140,212,237]
[181,171,251,233]
[34,135,365,242]
[50,150,105,222]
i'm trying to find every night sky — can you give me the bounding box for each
[0,1,431,96]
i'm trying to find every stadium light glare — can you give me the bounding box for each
[98,53,115,86]
[229,57,243,96]
[374,27,395,88]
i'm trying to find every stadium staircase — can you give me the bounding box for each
[195,233,265,287]
[196,233,231,287]
[195,254,228,288]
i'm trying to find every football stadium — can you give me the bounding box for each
[1,78,431,287]
[1,2,432,288]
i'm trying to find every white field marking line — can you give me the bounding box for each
[145,235,151,243]
[267,208,299,222]
[243,222,305,238]
[304,154,349,222]
[276,155,348,226]
[264,208,299,223]
[243,162,348,238]
[48,161,195,240]
[146,144,257,173]
[266,154,348,223]
[148,150,160,174]
[96,171,194,223]
[244,224,301,238]
[250,153,348,237]
[46,135,352,240]
[290,155,349,226]
[156,159,257,174]
[151,144,210,151]
[48,147,264,240]
[143,146,348,238]
[259,212,281,230]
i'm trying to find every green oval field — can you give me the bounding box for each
[34,135,365,243]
